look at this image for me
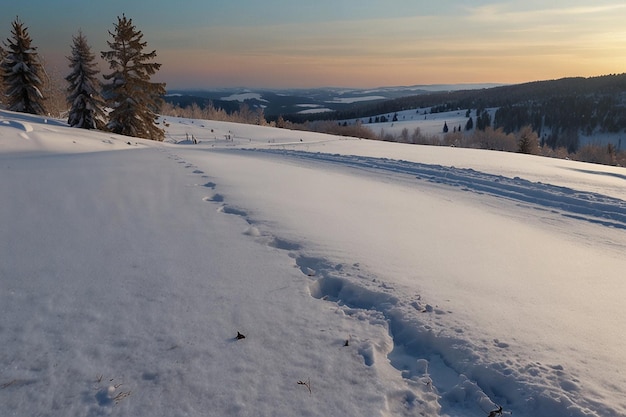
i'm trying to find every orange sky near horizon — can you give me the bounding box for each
[5,1,626,89]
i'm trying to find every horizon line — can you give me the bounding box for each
[161,72,626,92]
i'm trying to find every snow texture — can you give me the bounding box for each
[1,109,626,417]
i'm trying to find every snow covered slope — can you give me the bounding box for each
[2,110,625,417]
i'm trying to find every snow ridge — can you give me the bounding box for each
[253,149,626,230]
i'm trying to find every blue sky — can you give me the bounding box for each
[3,1,626,89]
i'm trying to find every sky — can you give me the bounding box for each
[2,0,626,89]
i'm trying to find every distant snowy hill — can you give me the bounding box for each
[2,109,625,417]
[165,83,503,117]
[167,76,626,155]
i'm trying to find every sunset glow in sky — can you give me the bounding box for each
[3,0,626,89]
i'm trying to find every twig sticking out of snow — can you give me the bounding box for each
[297,378,312,395]
[487,405,504,417]
[94,376,132,406]
[1,379,18,389]
[112,388,132,405]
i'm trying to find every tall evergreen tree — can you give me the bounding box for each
[66,31,105,129]
[1,17,47,115]
[101,15,166,140]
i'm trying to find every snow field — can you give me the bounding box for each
[0,146,395,416]
[169,116,626,417]
[2,110,626,416]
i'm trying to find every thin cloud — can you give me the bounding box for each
[467,2,626,22]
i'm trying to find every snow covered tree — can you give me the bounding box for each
[101,15,166,140]
[66,31,106,129]
[1,17,47,115]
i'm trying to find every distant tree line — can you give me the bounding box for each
[164,95,242,115]
[494,95,626,153]
[0,16,165,140]
[161,101,268,126]
[282,74,626,155]
[374,120,625,166]
[292,74,626,123]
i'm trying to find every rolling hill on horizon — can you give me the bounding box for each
[164,73,626,156]
[164,82,506,117]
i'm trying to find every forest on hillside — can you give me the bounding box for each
[284,74,626,153]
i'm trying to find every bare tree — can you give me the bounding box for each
[41,62,69,118]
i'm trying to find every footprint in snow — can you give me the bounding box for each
[267,237,301,251]
[217,205,247,217]
[493,339,509,348]
[203,194,224,202]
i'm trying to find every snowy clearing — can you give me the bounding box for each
[297,107,334,114]
[2,109,626,417]
[220,92,268,102]
[326,95,387,104]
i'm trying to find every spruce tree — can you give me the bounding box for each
[66,31,105,129]
[1,17,47,115]
[101,15,166,140]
